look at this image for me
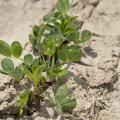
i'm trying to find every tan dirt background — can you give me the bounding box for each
[0,0,120,120]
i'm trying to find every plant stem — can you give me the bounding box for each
[38,39,42,58]
[50,56,55,71]
[18,57,24,61]
[47,55,51,70]
[43,56,46,64]
[11,56,24,62]
[34,86,40,96]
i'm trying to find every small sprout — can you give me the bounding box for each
[48,85,77,115]
[22,64,46,90]
[15,89,29,115]
[0,0,92,116]
[32,65,46,87]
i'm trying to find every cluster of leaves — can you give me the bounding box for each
[0,40,24,81]
[48,85,77,115]
[0,0,92,116]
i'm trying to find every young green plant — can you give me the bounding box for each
[0,0,92,115]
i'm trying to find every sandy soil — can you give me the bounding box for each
[0,0,120,120]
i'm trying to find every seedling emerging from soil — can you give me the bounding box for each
[48,85,77,115]
[15,89,29,115]
[0,0,92,116]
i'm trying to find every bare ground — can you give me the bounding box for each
[0,0,120,120]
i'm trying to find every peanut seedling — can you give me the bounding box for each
[0,0,92,115]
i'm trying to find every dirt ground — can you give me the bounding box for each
[0,0,120,120]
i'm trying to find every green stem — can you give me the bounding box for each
[38,40,41,58]
[50,56,55,71]
[43,56,46,64]
[34,86,40,96]
[47,56,51,70]
[18,57,24,61]
[11,56,24,62]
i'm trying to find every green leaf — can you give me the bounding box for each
[58,45,82,62]
[15,89,29,115]
[61,97,77,109]
[80,30,92,43]
[23,64,45,87]
[56,69,68,78]
[33,65,45,76]
[11,41,22,58]
[22,65,33,81]
[43,37,55,56]
[0,69,9,75]
[0,40,11,57]
[57,0,70,14]
[55,85,69,100]
[29,24,46,51]
[54,85,77,114]
[33,65,46,87]
[66,31,80,43]
[31,59,39,71]
[49,27,64,47]
[43,14,52,22]
[38,24,47,39]
[29,34,38,50]
[24,54,33,66]
[1,58,14,74]
[15,65,25,81]
[33,25,40,37]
